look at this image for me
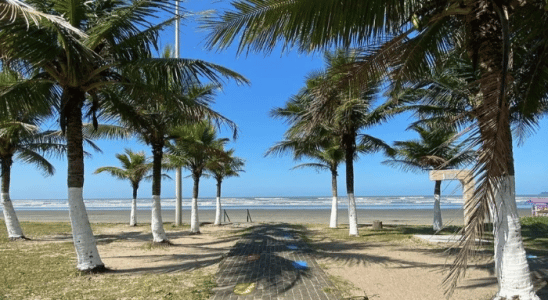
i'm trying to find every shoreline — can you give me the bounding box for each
[8,208,533,225]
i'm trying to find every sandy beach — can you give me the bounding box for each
[3,207,544,300]
[11,207,533,225]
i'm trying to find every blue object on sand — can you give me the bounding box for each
[287,245,298,250]
[292,261,308,270]
[527,254,538,259]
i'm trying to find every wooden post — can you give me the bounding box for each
[223,209,231,223]
[372,220,383,230]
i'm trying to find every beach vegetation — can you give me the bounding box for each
[94,149,166,227]
[0,221,222,299]
[383,124,475,231]
[103,44,241,242]
[202,1,548,298]
[267,105,345,229]
[165,121,230,234]
[268,50,395,237]
[0,0,248,271]
[0,114,67,240]
[205,147,245,226]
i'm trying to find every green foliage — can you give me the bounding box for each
[520,217,548,255]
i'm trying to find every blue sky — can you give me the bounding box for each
[10,0,548,200]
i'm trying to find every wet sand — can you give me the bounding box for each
[10,207,532,225]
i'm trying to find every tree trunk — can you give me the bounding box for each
[190,172,200,233]
[329,167,338,228]
[433,180,442,231]
[492,176,538,300]
[343,134,358,236]
[175,167,183,226]
[1,156,25,239]
[491,123,536,299]
[469,2,537,298]
[130,185,137,226]
[65,89,104,271]
[214,178,222,225]
[151,142,167,243]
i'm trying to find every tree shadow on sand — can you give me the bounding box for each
[212,223,339,299]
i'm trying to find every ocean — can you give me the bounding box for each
[2,195,535,211]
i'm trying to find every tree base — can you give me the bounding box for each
[78,265,109,275]
[189,231,201,235]
[152,240,173,246]
[9,236,30,241]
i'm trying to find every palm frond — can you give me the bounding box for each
[15,148,54,176]
[93,166,129,180]
[291,162,330,173]
[202,0,414,54]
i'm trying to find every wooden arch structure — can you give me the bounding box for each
[429,170,476,225]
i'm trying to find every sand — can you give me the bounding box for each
[2,208,542,300]
[11,207,533,225]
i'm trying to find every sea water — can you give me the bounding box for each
[1,195,534,211]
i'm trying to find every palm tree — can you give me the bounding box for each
[202,2,547,297]
[284,50,394,236]
[0,0,248,271]
[109,81,234,242]
[206,148,244,226]
[0,116,67,240]
[383,124,475,231]
[266,135,343,228]
[166,122,229,233]
[94,149,165,226]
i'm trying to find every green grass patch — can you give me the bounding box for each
[520,216,548,255]
[303,224,462,244]
[0,220,221,299]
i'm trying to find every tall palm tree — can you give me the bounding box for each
[0,116,67,240]
[383,124,475,231]
[0,0,247,271]
[281,50,394,236]
[94,149,165,226]
[206,148,244,226]
[109,81,234,242]
[166,122,229,233]
[202,2,547,297]
[268,90,345,229]
[266,135,343,228]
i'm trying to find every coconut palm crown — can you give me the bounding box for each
[0,0,248,271]
[383,124,475,230]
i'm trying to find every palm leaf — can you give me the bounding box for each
[15,148,55,176]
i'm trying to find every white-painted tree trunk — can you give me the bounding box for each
[175,168,182,226]
[330,170,338,228]
[433,180,442,231]
[151,195,167,242]
[67,188,104,270]
[130,198,137,226]
[214,196,222,225]
[1,193,24,239]
[190,197,200,233]
[492,176,539,300]
[348,193,359,236]
[329,196,338,228]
